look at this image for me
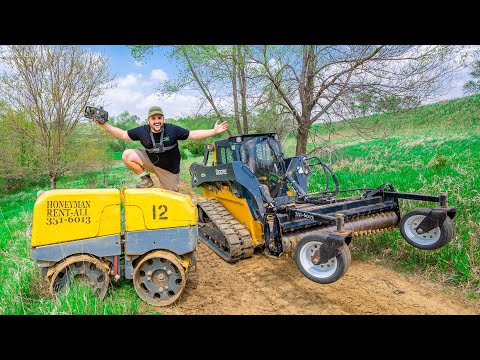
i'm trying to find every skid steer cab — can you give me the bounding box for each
[30,188,198,307]
[189,132,457,285]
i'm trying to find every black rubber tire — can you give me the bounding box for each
[294,236,351,284]
[399,208,455,250]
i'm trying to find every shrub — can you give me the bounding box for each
[180,140,206,158]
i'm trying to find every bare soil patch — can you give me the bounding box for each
[149,181,480,315]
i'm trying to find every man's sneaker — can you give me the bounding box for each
[136,174,154,188]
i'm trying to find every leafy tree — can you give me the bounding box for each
[0,45,114,189]
[0,102,112,190]
[129,45,464,156]
[176,114,232,158]
[250,81,296,139]
[248,45,464,155]
[0,105,39,189]
[463,50,480,95]
[129,45,258,136]
[108,111,142,152]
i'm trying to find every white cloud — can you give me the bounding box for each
[137,93,204,119]
[100,72,202,120]
[150,69,169,81]
[134,60,145,67]
[118,73,143,88]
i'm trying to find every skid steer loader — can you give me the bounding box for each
[189,133,456,284]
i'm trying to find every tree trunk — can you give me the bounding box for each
[49,174,56,189]
[238,46,249,134]
[296,121,310,155]
[231,47,243,134]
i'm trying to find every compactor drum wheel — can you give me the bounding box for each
[133,250,186,307]
[399,208,455,250]
[294,239,351,284]
[49,254,111,300]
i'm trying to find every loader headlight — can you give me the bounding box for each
[236,136,242,143]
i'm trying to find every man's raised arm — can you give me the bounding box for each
[92,120,132,141]
[187,120,229,140]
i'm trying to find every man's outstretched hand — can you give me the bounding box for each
[91,119,104,126]
[214,120,229,134]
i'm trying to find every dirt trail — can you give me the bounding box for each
[153,181,480,315]
[156,242,479,315]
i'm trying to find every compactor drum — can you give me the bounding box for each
[30,188,198,306]
[189,133,456,284]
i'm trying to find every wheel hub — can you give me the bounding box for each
[133,251,186,307]
[49,255,110,300]
[405,215,441,246]
[299,241,337,279]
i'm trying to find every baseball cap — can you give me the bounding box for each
[148,106,164,118]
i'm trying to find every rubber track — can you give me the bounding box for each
[197,198,254,263]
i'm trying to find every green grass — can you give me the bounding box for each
[307,95,480,294]
[1,94,480,314]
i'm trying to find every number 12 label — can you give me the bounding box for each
[152,205,168,220]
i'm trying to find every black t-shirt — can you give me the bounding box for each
[127,123,190,174]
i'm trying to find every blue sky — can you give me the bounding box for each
[83,45,201,120]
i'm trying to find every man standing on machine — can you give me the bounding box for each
[92,105,228,191]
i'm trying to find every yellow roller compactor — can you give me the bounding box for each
[30,188,198,306]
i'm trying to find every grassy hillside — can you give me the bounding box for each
[1,94,479,314]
